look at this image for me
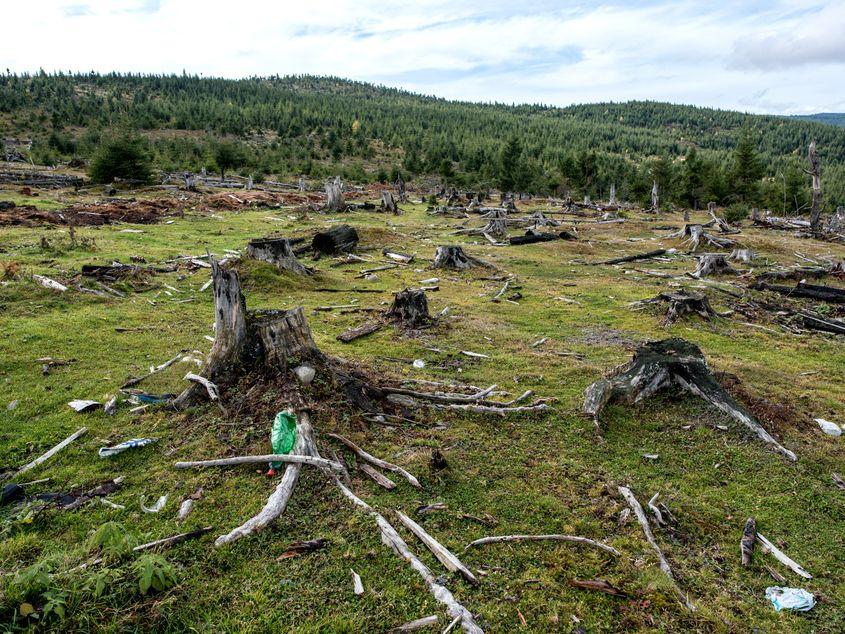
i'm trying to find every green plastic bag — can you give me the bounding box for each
[269,411,297,470]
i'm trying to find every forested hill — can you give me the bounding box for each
[792,113,845,128]
[2,73,844,208]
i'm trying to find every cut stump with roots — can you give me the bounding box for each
[633,290,724,325]
[669,224,736,251]
[692,254,737,278]
[433,245,486,270]
[387,288,432,329]
[582,338,796,461]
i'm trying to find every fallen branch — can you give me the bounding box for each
[121,351,185,388]
[174,453,345,473]
[756,532,812,579]
[12,427,88,477]
[464,534,620,557]
[328,433,421,488]
[396,510,478,585]
[332,479,483,633]
[619,486,695,611]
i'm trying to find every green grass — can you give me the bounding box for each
[1,187,844,632]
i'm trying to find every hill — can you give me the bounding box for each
[792,113,845,128]
[2,73,844,207]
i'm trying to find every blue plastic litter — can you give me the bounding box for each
[99,438,158,458]
[765,586,815,612]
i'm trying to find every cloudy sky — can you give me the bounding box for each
[4,0,845,114]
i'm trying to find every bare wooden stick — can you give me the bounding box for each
[619,486,695,611]
[360,463,397,489]
[396,510,478,585]
[464,534,620,557]
[328,433,421,488]
[332,478,483,633]
[390,616,440,632]
[756,532,812,579]
[13,427,88,477]
[134,526,213,552]
[174,453,345,473]
[121,351,185,388]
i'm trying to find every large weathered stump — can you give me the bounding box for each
[480,208,508,238]
[635,290,722,325]
[693,254,737,278]
[247,237,312,275]
[670,224,735,251]
[583,338,796,460]
[387,288,431,329]
[312,224,359,255]
[433,245,485,270]
[381,191,399,214]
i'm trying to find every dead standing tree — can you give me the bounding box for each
[651,181,659,212]
[583,338,796,460]
[807,140,823,232]
[325,176,345,211]
[395,173,407,203]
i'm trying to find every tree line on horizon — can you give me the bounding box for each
[1,71,843,213]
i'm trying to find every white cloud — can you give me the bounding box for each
[3,1,844,114]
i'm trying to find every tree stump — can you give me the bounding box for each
[174,259,378,411]
[312,225,359,255]
[247,237,312,275]
[381,190,399,214]
[670,224,735,250]
[325,176,344,211]
[387,288,431,329]
[481,208,509,238]
[728,248,754,263]
[433,245,485,270]
[636,290,721,325]
[583,338,796,460]
[693,254,737,278]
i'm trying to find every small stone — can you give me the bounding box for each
[412,359,425,369]
[7,400,18,411]
[293,365,316,385]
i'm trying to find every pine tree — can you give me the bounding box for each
[730,129,764,204]
[682,147,704,209]
[498,137,522,192]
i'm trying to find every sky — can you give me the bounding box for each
[3,0,845,114]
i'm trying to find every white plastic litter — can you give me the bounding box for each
[412,359,425,369]
[815,418,842,436]
[141,494,168,513]
[765,586,815,612]
[98,438,158,458]
[68,400,101,413]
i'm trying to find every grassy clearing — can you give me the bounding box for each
[1,186,844,632]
